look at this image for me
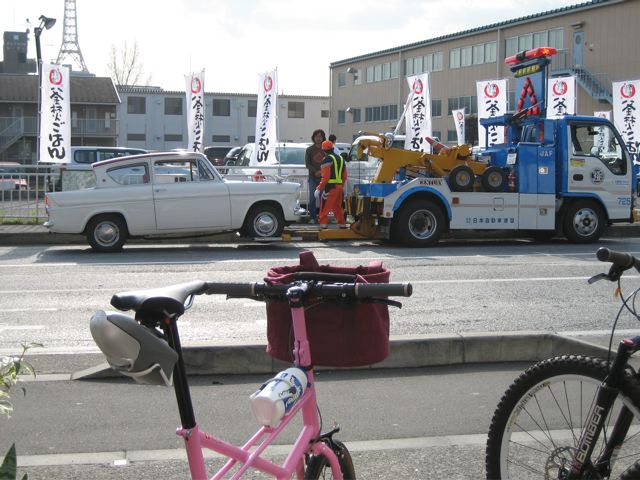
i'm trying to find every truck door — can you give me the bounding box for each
[566,122,633,221]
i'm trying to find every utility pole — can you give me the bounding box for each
[55,0,89,72]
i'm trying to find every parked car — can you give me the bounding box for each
[44,152,304,252]
[226,142,311,200]
[43,146,148,191]
[0,162,27,191]
[204,145,236,169]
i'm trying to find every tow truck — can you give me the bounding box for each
[316,46,638,246]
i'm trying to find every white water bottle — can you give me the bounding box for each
[249,368,308,427]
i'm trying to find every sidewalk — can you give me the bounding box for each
[1,222,639,246]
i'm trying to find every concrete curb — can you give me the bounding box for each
[71,332,610,380]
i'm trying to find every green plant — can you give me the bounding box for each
[0,343,41,480]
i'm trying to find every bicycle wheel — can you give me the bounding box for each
[305,440,356,479]
[486,355,640,479]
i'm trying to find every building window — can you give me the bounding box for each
[448,97,459,113]
[549,28,563,50]
[485,42,496,63]
[366,66,374,83]
[374,64,382,82]
[432,130,442,140]
[472,44,484,65]
[518,33,533,52]
[248,135,255,143]
[127,96,146,114]
[533,31,548,48]
[321,110,330,118]
[390,61,399,79]
[433,52,443,71]
[390,104,398,120]
[365,104,397,122]
[212,135,231,142]
[353,68,362,85]
[352,108,361,123]
[382,62,390,80]
[338,72,347,87]
[164,98,182,115]
[405,58,414,76]
[288,101,304,118]
[447,130,457,142]
[164,134,182,142]
[338,110,346,124]
[248,99,257,117]
[213,99,230,116]
[461,46,472,67]
[432,99,442,117]
[505,37,518,57]
[127,133,146,141]
[450,48,460,69]
[414,56,423,74]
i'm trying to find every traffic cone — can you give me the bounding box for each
[425,137,450,154]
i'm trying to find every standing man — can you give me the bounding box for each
[305,129,326,223]
[315,140,347,227]
[328,133,341,156]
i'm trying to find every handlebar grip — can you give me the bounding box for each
[354,282,413,298]
[596,247,635,268]
[203,282,257,297]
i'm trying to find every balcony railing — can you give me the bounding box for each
[0,117,120,137]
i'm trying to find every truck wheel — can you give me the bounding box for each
[480,166,507,192]
[448,165,475,192]
[243,204,284,238]
[563,200,605,243]
[86,214,128,252]
[393,199,445,247]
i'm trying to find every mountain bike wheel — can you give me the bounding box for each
[304,440,356,479]
[486,355,640,479]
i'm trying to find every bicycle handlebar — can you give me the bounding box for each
[596,247,637,269]
[203,281,413,299]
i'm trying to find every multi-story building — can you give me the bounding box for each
[330,0,639,144]
[116,86,329,151]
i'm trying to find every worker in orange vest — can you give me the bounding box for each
[314,140,347,227]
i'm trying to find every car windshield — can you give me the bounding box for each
[275,147,305,165]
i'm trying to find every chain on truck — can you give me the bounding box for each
[318,46,639,246]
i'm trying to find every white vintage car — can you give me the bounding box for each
[44,152,304,252]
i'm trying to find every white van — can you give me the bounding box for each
[46,146,147,190]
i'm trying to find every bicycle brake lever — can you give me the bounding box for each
[588,273,610,284]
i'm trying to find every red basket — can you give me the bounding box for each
[265,250,390,367]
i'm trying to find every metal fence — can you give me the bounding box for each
[0,165,57,222]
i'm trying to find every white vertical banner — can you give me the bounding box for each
[185,70,205,153]
[594,110,612,152]
[452,108,465,146]
[39,63,71,163]
[404,73,432,152]
[476,79,507,149]
[250,69,278,166]
[613,80,640,162]
[546,76,576,118]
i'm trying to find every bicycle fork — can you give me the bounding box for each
[569,337,640,479]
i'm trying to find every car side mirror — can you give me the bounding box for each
[226,160,236,166]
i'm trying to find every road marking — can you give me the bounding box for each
[17,433,488,467]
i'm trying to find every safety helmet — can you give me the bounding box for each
[90,310,178,386]
[321,140,334,151]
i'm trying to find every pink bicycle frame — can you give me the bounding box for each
[164,287,343,480]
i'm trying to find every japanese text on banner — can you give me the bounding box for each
[546,76,576,119]
[185,70,205,153]
[476,79,507,149]
[452,108,465,146]
[251,69,278,166]
[404,73,432,152]
[39,63,71,163]
[613,80,640,163]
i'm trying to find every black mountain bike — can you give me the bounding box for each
[486,247,640,479]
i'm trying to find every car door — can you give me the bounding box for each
[152,157,232,230]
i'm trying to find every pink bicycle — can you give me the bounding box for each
[90,272,412,479]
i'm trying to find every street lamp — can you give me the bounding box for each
[34,15,56,75]
[33,15,55,165]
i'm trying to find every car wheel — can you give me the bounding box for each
[86,214,128,252]
[448,165,475,192]
[391,199,445,247]
[243,204,284,238]
[562,200,605,243]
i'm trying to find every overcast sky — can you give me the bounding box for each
[3,0,584,96]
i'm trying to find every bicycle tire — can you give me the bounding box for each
[304,440,356,479]
[486,355,640,479]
